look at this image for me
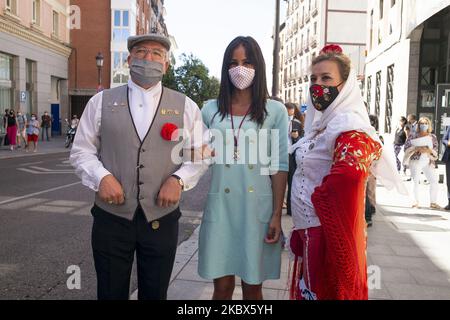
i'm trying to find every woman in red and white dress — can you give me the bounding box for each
[287,45,406,300]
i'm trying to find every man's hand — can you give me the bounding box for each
[98,174,125,205]
[157,176,182,208]
[265,215,282,244]
[190,144,215,162]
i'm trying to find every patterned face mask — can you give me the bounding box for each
[228,66,255,90]
[309,82,343,112]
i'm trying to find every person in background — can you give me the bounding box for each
[285,102,304,217]
[403,117,441,209]
[16,110,27,149]
[5,109,17,151]
[41,111,52,141]
[365,114,383,227]
[393,116,407,173]
[441,125,450,210]
[71,115,80,128]
[26,113,40,153]
[2,109,8,134]
[405,114,418,139]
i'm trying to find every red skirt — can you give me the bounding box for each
[6,125,17,146]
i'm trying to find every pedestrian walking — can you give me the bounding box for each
[405,114,418,139]
[394,116,407,173]
[26,114,40,153]
[198,36,289,300]
[403,117,441,209]
[285,102,304,217]
[5,109,17,151]
[41,111,52,141]
[16,110,27,148]
[441,125,450,210]
[70,33,208,300]
[288,44,405,300]
[365,115,383,227]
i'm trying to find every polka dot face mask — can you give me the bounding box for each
[228,66,255,90]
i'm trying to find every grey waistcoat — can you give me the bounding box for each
[95,84,185,222]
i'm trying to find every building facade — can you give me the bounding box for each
[0,0,71,135]
[69,0,169,118]
[364,0,450,146]
[278,0,367,105]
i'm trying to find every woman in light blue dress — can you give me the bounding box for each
[198,36,289,300]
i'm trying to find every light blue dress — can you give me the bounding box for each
[198,99,289,285]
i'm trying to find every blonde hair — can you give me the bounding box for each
[417,117,433,134]
[312,51,352,81]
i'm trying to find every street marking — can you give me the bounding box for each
[17,165,75,174]
[20,161,44,166]
[0,182,82,206]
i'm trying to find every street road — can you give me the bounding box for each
[0,152,211,299]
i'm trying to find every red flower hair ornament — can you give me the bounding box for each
[320,44,343,55]
[161,123,179,141]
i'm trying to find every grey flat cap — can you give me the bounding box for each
[127,33,171,52]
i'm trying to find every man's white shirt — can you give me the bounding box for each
[70,79,209,192]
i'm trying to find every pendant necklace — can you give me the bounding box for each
[230,105,251,161]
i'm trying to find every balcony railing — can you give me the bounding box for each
[305,13,311,23]
[311,1,318,16]
[310,35,317,48]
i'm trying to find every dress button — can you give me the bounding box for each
[139,164,144,169]
[139,181,144,185]
[139,196,144,200]
[225,188,230,194]
[141,149,146,153]
[248,165,254,170]
[225,164,230,168]
[248,187,254,193]
[151,221,160,230]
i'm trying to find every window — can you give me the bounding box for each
[366,76,372,112]
[32,0,41,25]
[52,11,59,37]
[0,53,13,118]
[113,10,130,42]
[370,10,374,49]
[385,65,394,133]
[5,0,18,15]
[375,71,381,119]
[112,52,129,84]
[379,0,384,19]
[26,59,36,114]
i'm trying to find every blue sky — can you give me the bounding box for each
[164,0,287,89]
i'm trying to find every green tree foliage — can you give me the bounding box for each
[163,53,220,107]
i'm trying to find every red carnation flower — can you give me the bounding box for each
[320,44,343,55]
[312,84,324,97]
[161,123,179,141]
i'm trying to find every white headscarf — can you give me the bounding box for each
[300,69,408,195]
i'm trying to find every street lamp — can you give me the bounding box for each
[272,0,288,98]
[95,52,104,92]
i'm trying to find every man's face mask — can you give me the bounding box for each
[309,82,343,112]
[130,58,164,88]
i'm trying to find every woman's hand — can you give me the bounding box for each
[417,146,431,154]
[265,214,282,244]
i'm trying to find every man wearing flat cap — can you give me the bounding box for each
[70,33,208,300]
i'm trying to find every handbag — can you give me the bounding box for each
[3,134,9,146]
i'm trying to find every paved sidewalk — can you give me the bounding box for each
[0,135,69,160]
[155,171,450,300]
